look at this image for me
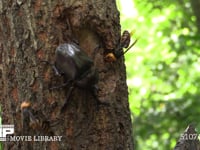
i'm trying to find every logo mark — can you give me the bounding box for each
[0,125,14,141]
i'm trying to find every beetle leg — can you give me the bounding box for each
[22,107,40,131]
[49,80,71,90]
[52,65,62,76]
[60,85,75,113]
[92,84,99,97]
[40,60,63,76]
[40,60,53,67]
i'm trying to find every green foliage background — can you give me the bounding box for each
[117,0,200,149]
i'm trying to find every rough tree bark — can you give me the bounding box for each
[174,125,200,150]
[0,0,134,149]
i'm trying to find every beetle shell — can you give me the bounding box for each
[120,30,131,48]
[55,43,93,80]
[104,30,137,62]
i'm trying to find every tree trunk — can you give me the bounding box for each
[190,0,200,34]
[0,0,134,149]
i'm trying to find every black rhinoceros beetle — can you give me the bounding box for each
[51,43,98,112]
